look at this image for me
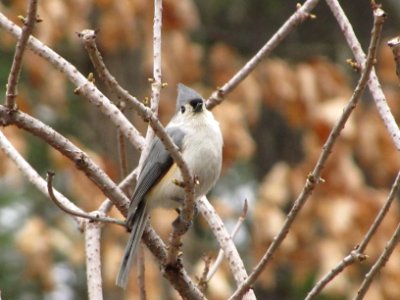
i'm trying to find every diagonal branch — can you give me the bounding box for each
[0,106,130,213]
[306,170,400,300]
[229,5,386,300]
[206,0,320,110]
[0,11,145,151]
[5,0,38,109]
[198,196,256,300]
[325,0,400,150]
[0,130,84,221]
[77,28,196,265]
[354,221,400,299]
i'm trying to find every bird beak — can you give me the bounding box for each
[194,102,203,113]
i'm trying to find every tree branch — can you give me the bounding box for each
[84,219,104,300]
[0,106,130,214]
[206,199,248,282]
[229,4,385,299]
[46,171,125,226]
[5,0,38,109]
[0,12,145,151]
[78,27,196,263]
[198,196,256,300]
[325,0,400,150]
[354,222,400,299]
[0,130,84,222]
[306,170,400,300]
[205,0,320,110]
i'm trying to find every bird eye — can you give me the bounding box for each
[180,105,186,113]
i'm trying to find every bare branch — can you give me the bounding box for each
[306,170,400,300]
[325,0,400,150]
[206,199,248,282]
[77,31,195,222]
[0,130,83,221]
[150,0,163,113]
[137,245,147,300]
[354,223,400,299]
[0,106,130,213]
[5,0,38,109]
[77,25,201,298]
[198,196,256,300]
[0,12,145,150]
[230,5,385,300]
[197,255,212,293]
[46,171,125,226]
[206,0,320,110]
[84,219,104,300]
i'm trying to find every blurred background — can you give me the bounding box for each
[1,0,400,299]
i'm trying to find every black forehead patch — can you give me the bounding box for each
[189,98,203,108]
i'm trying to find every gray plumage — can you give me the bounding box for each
[116,84,223,288]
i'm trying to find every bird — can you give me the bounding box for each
[116,83,223,288]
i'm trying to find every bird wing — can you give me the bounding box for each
[126,126,185,228]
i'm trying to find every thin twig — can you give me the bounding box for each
[354,223,400,299]
[116,109,129,182]
[0,13,145,150]
[46,171,125,226]
[198,255,212,293]
[133,1,163,295]
[230,5,385,300]
[137,244,147,300]
[84,219,104,300]
[325,0,400,150]
[150,0,163,114]
[198,196,256,300]
[0,130,83,222]
[0,106,130,213]
[206,0,320,110]
[5,0,38,109]
[306,170,400,300]
[206,199,248,282]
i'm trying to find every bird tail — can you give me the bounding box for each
[116,201,148,289]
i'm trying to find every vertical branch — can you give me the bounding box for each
[136,245,147,300]
[139,0,164,167]
[85,220,104,300]
[229,5,386,300]
[150,0,163,113]
[5,0,38,109]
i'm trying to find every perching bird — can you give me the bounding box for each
[116,83,223,288]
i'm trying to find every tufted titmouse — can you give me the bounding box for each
[116,84,223,288]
